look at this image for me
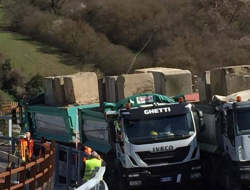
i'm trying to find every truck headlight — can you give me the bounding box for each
[238,146,246,161]
[129,180,142,186]
[241,174,250,180]
[190,173,201,179]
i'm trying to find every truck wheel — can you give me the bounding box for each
[225,173,241,190]
[114,160,127,190]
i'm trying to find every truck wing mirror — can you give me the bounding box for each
[110,120,123,143]
[197,110,204,118]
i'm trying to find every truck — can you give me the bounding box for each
[196,91,250,190]
[16,92,205,190]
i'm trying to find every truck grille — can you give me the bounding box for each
[137,145,191,165]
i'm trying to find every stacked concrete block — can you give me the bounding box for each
[103,76,118,103]
[116,73,155,101]
[54,77,66,103]
[197,71,211,102]
[44,72,99,106]
[98,78,105,106]
[134,67,192,97]
[63,72,99,104]
[44,76,66,106]
[210,65,250,96]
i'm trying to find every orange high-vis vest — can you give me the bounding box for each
[28,139,34,158]
[20,139,34,161]
[20,139,27,161]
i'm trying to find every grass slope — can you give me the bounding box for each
[0,4,80,79]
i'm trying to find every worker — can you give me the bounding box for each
[39,137,50,157]
[82,146,92,162]
[20,132,34,162]
[83,151,105,182]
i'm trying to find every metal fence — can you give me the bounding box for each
[54,144,108,190]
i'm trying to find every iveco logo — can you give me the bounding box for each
[153,146,174,152]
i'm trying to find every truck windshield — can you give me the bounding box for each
[236,110,250,135]
[124,113,195,144]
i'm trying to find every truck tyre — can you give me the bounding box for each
[222,154,241,190]
[114,159,127,190]
[225,173,242,190]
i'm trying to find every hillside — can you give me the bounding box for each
[2,0,250,76]
[0,4,80,79]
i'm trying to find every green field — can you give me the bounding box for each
[0,4,80,79]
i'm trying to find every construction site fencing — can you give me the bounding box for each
[54,144,108,190]
[0,139,56,190]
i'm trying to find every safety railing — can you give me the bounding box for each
[75,166,108,190]
[0,139,56,190]
[0,136,17,154]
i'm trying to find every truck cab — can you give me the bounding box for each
[196,95,250,189]
[96,94,205,189]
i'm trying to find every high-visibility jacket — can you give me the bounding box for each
[83,158,102,180]
[39,142,50,157]
[20,139,34,161]
[20,139,27,161]
[27,139,34,158]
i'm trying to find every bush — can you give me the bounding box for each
[25,74,44,96]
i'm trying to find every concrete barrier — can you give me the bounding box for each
[198,71,211,102]
[116,73,155,101]
[210,65,250,96]
[134,67,192,96]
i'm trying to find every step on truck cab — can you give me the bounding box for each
[196,91,250,190]
[18,93,205,190]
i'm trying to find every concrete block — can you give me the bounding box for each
[98,78,105,106]
[134,67,180,74]
[210,65,250,96]
[43,77,57,106]
[44,76,67,106]
[197,71,211,102]
[64,72,99,104]
[104,76,118,103]
[116,73,155,101]
[134,67,192,96]
[54,77,66,103]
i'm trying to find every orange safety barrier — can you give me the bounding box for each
[0,139,56,190]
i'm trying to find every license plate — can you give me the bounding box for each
[160,177,172,182]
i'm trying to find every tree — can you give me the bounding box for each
[25,74,44,96]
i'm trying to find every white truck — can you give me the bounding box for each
[196,91,250,190]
